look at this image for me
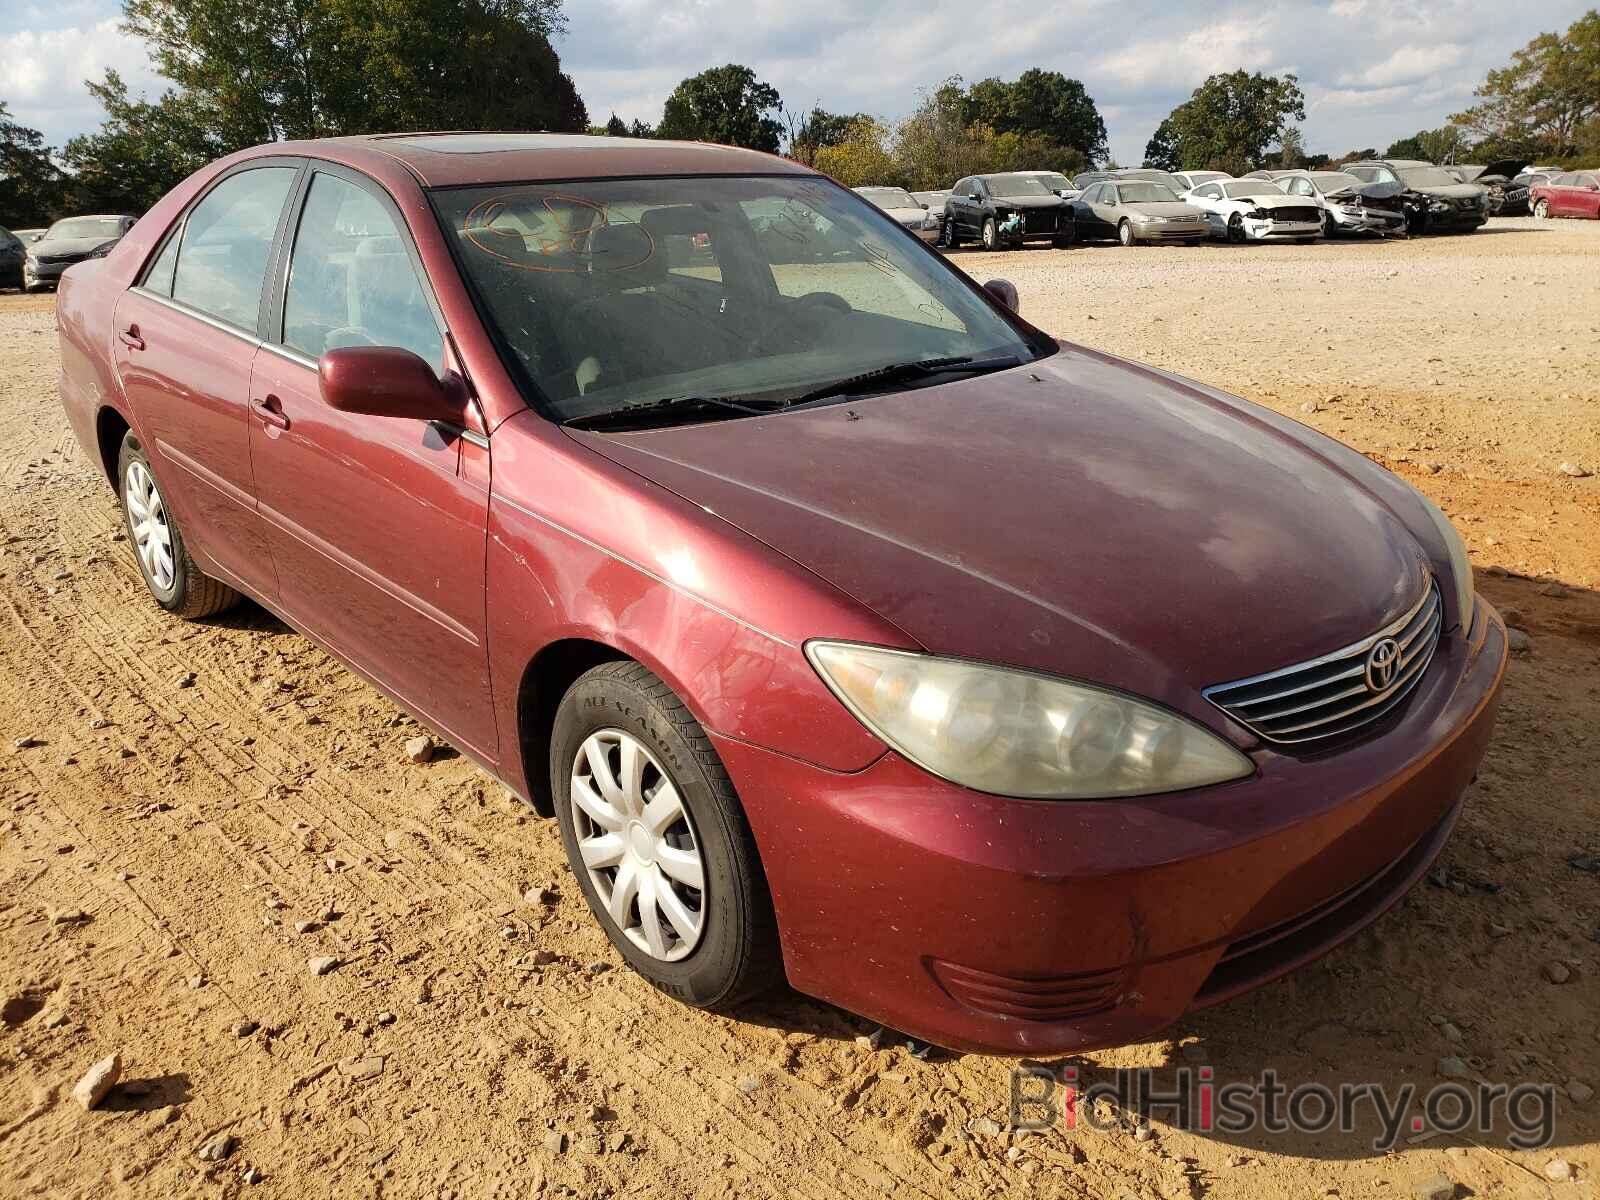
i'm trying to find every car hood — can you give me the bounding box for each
[881,206,931,223]
[1402,181,1484,200]
[31,236,116,257]
[566,346,1431,714]
[1127,202,1204,218]
[1241,193,1314,210]
[1478,159,1526,184]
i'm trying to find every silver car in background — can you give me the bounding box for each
[1276,171,1409,238]
[854,186,942,242]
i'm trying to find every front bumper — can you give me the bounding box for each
[1330,206,1408,236]
[719,596,1506,1055]
[1131,221,1207,242]
[24,258,74,283]
[1243,216,1322,240]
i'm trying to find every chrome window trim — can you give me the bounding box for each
[128,286,262,348]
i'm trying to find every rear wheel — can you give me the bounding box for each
[941,215,960,248]
[551,661,781,1010]
[117,435,240,618]
[1117,219,1135,247]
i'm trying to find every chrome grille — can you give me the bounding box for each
[1204,583,1442,745]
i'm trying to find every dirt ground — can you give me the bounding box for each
[2,218,1598,1200]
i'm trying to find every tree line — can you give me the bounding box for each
[4,5,1597,230]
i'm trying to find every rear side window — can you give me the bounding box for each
[282,173,443,369]
[143,234,180,296]
[171,167,297,330]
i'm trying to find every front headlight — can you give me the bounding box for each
[1129,212,1153,224]
[1407,486,1475,636]
[805,642,1254,799]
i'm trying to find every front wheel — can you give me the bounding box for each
[980,217,998,251]
[1226,214,1246,243]
[1322,210,1338,238]
[1051,220,1076,248]
[1533,199,1549,219]
[1117,220,1135,247]
[551,661,781,1010]
[117,436,240,618]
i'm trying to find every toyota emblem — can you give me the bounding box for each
[1364,637,1401,693]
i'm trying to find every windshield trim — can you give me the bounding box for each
[425,172,1056,427]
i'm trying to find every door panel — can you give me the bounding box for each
[113,294,278,597]
[247,348,495,759]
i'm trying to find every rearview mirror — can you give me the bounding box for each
[319,346,464,425]
[983,278,1020,314]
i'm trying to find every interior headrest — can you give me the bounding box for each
[640,206,716,237]
[462,225,533,265]
[588,222,658,280]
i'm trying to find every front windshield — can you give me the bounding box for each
[1310,172,1362,192]
[1396,167,1461,187]
[433,175,1044,423]
[859,187,917,208]
[1073,172,1110,189]
[912,192,947,206]
[1117,183,1179,203]
[988,176,1053,197]
[1222,182,1283,198]
[1023,173,1071,192]
[47,217,125,240]
[1187,172,1228,185]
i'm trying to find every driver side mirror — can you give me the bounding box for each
[983,278,1019,314]
[319,346,465,425]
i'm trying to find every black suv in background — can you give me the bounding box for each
[1342,161,1488,234]
[0,228,24,290]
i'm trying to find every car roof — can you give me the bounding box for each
[233,132,813,189]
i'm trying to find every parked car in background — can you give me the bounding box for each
[53,131,1505,1057]
[1066,179,1208,245]
[1276,170,1410,238]
[14,228,46,245]
[1112,168,1190,196]
[1182,178,1321,242]
[1471,161,1529,215]
[853,186,941,242]
[942,173,1072,249]
[0,227,25,290]
[1530,171,1600,219]
[1342,162,1487,234]
[911,190,950,215]
[24,214,137,291]
[1010,170,1076,197]
[1172,170,1231,192]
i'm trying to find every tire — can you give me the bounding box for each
[1322,210,1338,238]
[1533,199,1549,219]
[1117,219,1135,247]
[1226,214,1245,243]
[117,435,240,618]
[550,660,781,1011]
[941,215,960,249]
[1051,219,1076,248]
[980,217,998,251]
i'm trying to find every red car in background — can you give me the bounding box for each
[54,134,1506,1055]
[1530,170,1600,219]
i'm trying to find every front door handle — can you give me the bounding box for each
[119,325,144,351]
[254,395,290,431]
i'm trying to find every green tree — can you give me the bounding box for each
[119,0,584,143]
[604,114,629,136]
[962,68,1108,166]
[812,118,898,186]
[785,106,873,166]
[1451,9,1600,160]
[1143,119,1179,170]
[1384,126,1470,162]
[0,101,65,227]
[657,64,782,151]
[59,72,227,214]
[1147,70,1307,175]
[892,78,994,189]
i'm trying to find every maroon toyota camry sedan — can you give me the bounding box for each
[55,133,1506,1055]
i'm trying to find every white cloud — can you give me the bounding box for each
[1094,18,1280,91]
[1,16,162,145]
[1337,43,1466,88]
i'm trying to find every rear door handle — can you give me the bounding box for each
[254,395,290,431]
[119,326,144,351]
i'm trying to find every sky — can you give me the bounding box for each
[3,0,1592,166]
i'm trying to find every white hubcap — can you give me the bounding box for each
[124,461,175,591]
[570,729,706,961]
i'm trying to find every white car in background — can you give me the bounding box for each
[1275,170,1410,237]
[1172,170,1231,192]
[854,186,942,242]
[1182,178,1322,242]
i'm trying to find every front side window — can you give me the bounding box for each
[433,175,1046,425]
[283,172,444,368]
[171,167,297,330]
[1117,183,1177,203]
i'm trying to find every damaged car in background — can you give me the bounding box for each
[1065,179,1208,245]
[1447,161,1527,214]
[941,173,1073,249]
[1182,178,1321,242]
[1343,161,1488,234]
[854,186,942,243]
[1276,171,1409,238]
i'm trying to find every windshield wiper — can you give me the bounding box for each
[563,393,784,431]
[784,354,1024,407]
